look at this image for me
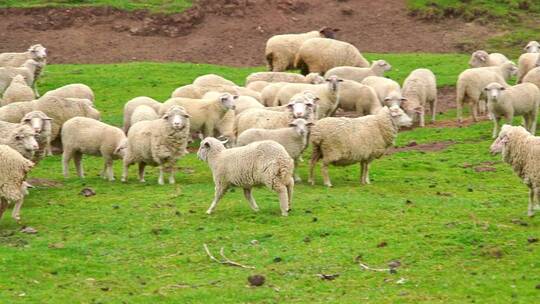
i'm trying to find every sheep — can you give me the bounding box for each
[468,50,509,68]
[246,80,271,92]
[0,75,35,106]
[309,105,412,187]
[20,111,52,161]
[265,27,339,72]
[245,71,324,85]
[523,66,540,89]
[122,106,191,185]
[237,118,313,182]
[122,96,161,133]
[325,60,392,83]
[517,53,540,84]
[361,76,402,105]
[335,80,381,116]
[484,82,540,138]
[0,121,39,160]
[0,44,47,68]
[171,84,204,99]
[401,68,438,127]
[524,41,540,53]
[0,144,34,222]
[160,93,236,138]
[197,137,294,216]
[261,82,289,106]
[274,76,343,119]
[171,83,261,101]
[131,105,159,126]
[41,84,95,102]
[490,125,540,217]
[0,59,43,96]
[0,96,100,146]
[456,62,518,122]
[295,38,369,75]
[202,92,262,115]
[193,74,236,87]
[61,117,127,181]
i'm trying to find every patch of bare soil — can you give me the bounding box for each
[387,140,456,154]
[0,0,493,65]
[26,178,62,187]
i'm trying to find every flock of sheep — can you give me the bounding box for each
[1,29,540,223]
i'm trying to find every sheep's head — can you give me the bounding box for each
[197,137,227,162]
[305,73,325,84]
[163,105,190,130]
[388,105,412,128]
[20,111,52,135]
[489,124,530,157]
[325,75,343,93]
[501,61,518,77]
[383,91,407,107]
[288,118,314,137]
[74,98,101,120]
[373,60,392,72]
[319,27,339,39]
[29,44,47,60]
[219,93,237,110]
[524,41,540,53]
[469,50,490,67]
[114,138,128,159]
[10,125,39,159]
[483,82,506,101]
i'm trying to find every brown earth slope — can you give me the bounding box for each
[0,0,490,65]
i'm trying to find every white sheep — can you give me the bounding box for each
[20,111,52,162]
[0,44,47,67]
[335,80,381,116]
[261,82,289,106]
[41,84,95,102]
[468,50,509,68]
[325,60,392,83]
[171,84,204,99]
[456,62,517,122]
[123,96,161,133]
[0,144,34,222]
[0,121,39,160]
[484,82,540,138]
[295,38,369,75]
[246,80,271,92]
[193,74,236,87]
[160,93,236,137]
[237,118,313,182]
[524,41,540,53]
[202,92,263,114]
[265,27,339,72]
[401,68,437,127]
[490,125,540,216]
[245,71,324,85]
[523,66,540,89]
[309,106,412,187]
[131,105,159,127]
[171,83,261,101]
[122,106,191,185]
[0,59,43,96]
[198,137,294,216]
[361,76,402,105]
[0,75,35,105]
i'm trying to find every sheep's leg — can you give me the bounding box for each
[207,185,226,215]
[471,101,479,122]
[308,146,321,185]
[100,161,107,179]
[0,198,8,220]
[430,100,437,123]
[158,166,165,185]
[74,152,84,178]
[62,149,72,178]
[360,161,371,185]
[276,186,289,216]
[419,107,425,128]
[492,116,500,139]
[321,162,332,187]
[168,163,176,185]
[528,187,535,217]
[11,199,23,222]
[533,187,540,212]
[138,162,146,183]
[243,188,259,212]
[121,159,131,183]
[286,178,294,212]
[529,113,537,135]
[203,124,214,138]
[104,157,114,181]
[45,141,53,156]
[293,158,301,183]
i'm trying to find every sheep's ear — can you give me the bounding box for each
[306,121,315,126]
[483,87,489,91]
[400,97,408,102]
[414,106,423,114]
[233,95,239,100]
[286,102,294,108]
[183,113,191,118]
[337,79,344,82]
[500,87,506,91]
[162,114,169,119]
[203,142,211,148]
[288,122,297,127]
[219,138,229,145]
[378,61,386,66]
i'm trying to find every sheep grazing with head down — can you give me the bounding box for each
[265,27,339,72]
[309,105,412,187]
[122,106,191,185]
[401,68,438,127]
[490,125,540,217]
[20,111,52,161]
[468,50,509,68]
[198,137,294,216]
[484,82,540,138]
[0,144,34,223]
[1,75,35,106]
[325,60,392,83]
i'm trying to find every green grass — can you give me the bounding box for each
[1,55,539,303]
[0,0,192,13]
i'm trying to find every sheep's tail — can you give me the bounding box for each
[294,54,309,76]
[266,52,274,71]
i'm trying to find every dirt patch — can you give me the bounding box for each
[27,178,63,187]
[388,140,456,154]
[0,0,493,65]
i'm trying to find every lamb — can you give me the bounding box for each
[0,59,43,96]
[468,50,509,68]
[160,93,236,137]
[237,118,313,182]
[245,71,324,85]
[524,41,540,53]
[130,105,159,126]
[401,68,438,127]
[171,84,204,99]
[361,76,402,105]
[0,44,47,67]
[517,53,540,84]
[523,66,540,89]
[490,125,540,217]
[0,145,34,222]
[265,27,339,72]
[41,84,95,102]
[456,62,518,122]
[335,80,381,116]
[0,75,35,106]
[309,105,412,187]
[193,74,236,87]
[62,117,127,181]
[123,96,161,133]
[202,92,262,114]
[274,75,343,119]
[325,60,392,83]
[122,106,191,185]
[484,82,540,138]
[197,137,294,216]
[295,38,369,75]
[0,121,39,160]
[20,111,52,162]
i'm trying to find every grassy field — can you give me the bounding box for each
[0,0,192,13]
[0,54,539,303]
